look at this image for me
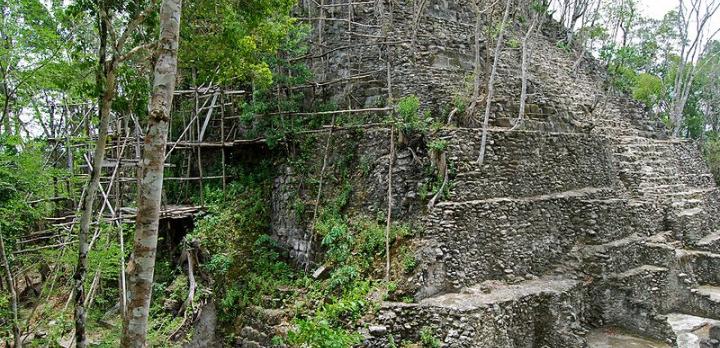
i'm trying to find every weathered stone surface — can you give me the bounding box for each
[265,0,720,346]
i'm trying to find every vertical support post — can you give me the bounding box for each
[220,90,227,201]
[192,70,204,206]
[384,9,394,280]
[118,114,127,317]
[65,106,75,209]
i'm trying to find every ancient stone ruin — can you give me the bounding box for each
[265,0,720,346]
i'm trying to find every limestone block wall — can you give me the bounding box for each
[439,129,621,200]
[592,266,676,341]
[580,239,677,276]
[303,0,477,109]
[370,277,587,347]
[270,167,312,265]
[270,129,429,265]
[303,0,664,137]
[417,193,662,294]
[264,0,720,344]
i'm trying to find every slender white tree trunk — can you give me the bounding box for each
[74,14,115,347]
[121,0,182,346]
[478,0,511,164]
[0,232,21,348]
[513,10,540,130]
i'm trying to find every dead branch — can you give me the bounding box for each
[427,150,448,209]
[478,0,511,164]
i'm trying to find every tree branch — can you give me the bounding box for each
[118,41,158,63]
[117,0,159,51]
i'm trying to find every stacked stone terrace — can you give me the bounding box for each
[274,0,720,346]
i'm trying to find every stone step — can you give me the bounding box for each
[239,340,263,348]
[581,237,675,276]
[696,232,720,253]
[613,150,667,158]
[614,156,673,165]
[665,188,717,200]
[612,144,673,154]
[419,276,578,310]
[612,265,669,282]
[639,183,688,193]
[596,265,676,343]
[595,126,642,136]
[585,327,671,348]
[374,276,585,347]
[618,167,678,176]
[239,326,268,343]
[447,172,617,200]
[615,136,689,145]
[666,312,720,347]
[682,286,720,322]
[438,187,618,207]
[421,189,661,293]
[676,249,720,285]
[676,207,704,217]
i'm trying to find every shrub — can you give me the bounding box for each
[428,139,448,152]
[704,134,720,184]
[420,327,441,348]
[402,250,417,274]
[287,318,362,348]
[328,265,360,291]
[394,95,432,133]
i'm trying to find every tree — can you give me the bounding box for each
[0,0,62,136]
[669,0,720,136]
[121,0,182,346]
[180,0,295,87]
[73,1,160,346]
[697,41,720,133]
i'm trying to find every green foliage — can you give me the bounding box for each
[400,246,417,274]
[388,334,398,348]
[328,265,360,291]
[393,95,432,134]
[397,95,420,119]
[287,318,363,347]
[704,136,720,184]
[420,327,441,348]
[193,163,272,263]
[556,40,572,52]
[0,138,56,250]
[181,0,297,87]
[452,94,467,115]
[428,139,448,152]
[230,24,313,145]
[321,220,353,263]
[530,0,551,15]
[418,174,451,202]
[632,73,663,108]
[0,293,10,339]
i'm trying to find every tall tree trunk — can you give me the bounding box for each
[74,10,115,347]
[0,232,21,348]
[1,73,10,136]
[121,0,182,346]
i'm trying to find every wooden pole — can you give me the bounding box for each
[0,230,21,348]
[220,90,227,201]
[192,69,204,206]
